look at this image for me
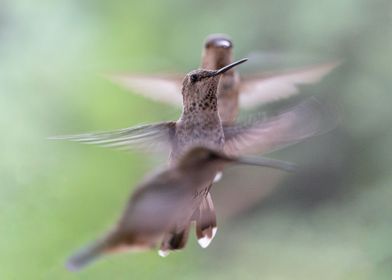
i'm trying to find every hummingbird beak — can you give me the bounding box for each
[234,156,298,173]
[209,58,248,77]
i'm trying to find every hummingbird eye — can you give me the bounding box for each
[190,74,198,83]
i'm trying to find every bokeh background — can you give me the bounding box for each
[1,0,391,279]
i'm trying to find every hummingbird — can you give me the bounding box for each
[52,59,337,254]
[110,33,339,124]
[66,146,298,271]
[54,59,248,256]
[105,34,338,227]
[156,58,249,255]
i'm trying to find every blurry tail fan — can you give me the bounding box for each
[195,193,217,248]
[159,224,191,257]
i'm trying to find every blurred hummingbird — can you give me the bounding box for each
[54,59,248,256]
[105,34,339,229]
[52,59,337,255]
[110,33,339,124]
[66,146,298,271]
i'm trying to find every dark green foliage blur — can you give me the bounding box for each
[1,0,391,279]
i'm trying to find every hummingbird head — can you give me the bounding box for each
[182,58,248,111]
[202,34,233,69]
[205,33,233,49]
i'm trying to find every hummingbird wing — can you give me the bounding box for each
[239,61,340,109]
[49,122,176,154]
[123,173,193,234]
[223,97,338,156]
[108,74,183,106]
[67,170,192,271]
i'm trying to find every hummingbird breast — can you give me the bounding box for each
[171,115,224,163]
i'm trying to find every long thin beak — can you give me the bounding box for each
[209,58,248,77]
[234,156,298,173]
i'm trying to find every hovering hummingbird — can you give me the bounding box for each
[110,33,339,124]
[55,59,248,256]
[52,59,336,255]
[66,146,298,271]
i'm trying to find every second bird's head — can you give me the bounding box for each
[202,34,233,69]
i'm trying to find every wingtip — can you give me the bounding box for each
[102,73,126,84]
[66,258,83,272]
[65,239,107,272]
[46,135,83,142]
[47,135,74,141]
[284,162,299,173]
[65,252,97,272]
[299,59,342,81]
[321,59,343,72]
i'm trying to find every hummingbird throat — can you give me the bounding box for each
[183,86,218,117]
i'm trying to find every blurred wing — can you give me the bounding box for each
[49,122,176,153]
[224,98,338,156]
[239,61,340,109]
[109,74,183,107]
[67,172,189,271]
[124,173,192,234]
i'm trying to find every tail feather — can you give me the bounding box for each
[158,225,190,257]
[195,193,217,248]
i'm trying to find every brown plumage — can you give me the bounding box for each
[52,57,338,258]
[105,34,339,245]
[66,146,297,271]
[54,59,249,257]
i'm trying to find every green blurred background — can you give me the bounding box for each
[1,0,391,279]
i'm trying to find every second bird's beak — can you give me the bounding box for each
[209,58,248,77]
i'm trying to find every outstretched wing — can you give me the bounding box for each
[108,74,183,107]
[49,122,176,153]
[239,61,340,109]
[224,98,338,156]
[67,170,191,271]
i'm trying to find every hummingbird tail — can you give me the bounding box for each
[66,239,108,272]
[159,225,190,257]
[195,193,217,248]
